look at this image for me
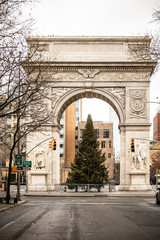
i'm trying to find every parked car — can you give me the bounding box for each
[156,188,160,205]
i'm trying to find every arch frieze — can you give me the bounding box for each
[50,67,151,83]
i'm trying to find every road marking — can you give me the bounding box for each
[0,221,15,230]
[0,209,33,231]
[45,202,128,205]
[14,209,33,221]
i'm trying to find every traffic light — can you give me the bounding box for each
[49,139,54,150]
[49,138,56,150]
[130,138,135,152]
[53,138,56,150]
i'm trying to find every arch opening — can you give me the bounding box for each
[53,89,125,127]
[58,95,120,184]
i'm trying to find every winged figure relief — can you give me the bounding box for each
[78,68,99,78]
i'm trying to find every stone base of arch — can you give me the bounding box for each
[118,125,152,192]
[27,126,60,192]
[118,170,152,192]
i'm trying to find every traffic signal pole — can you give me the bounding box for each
[26,137,55,156]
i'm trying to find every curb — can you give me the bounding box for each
[23,191,156,198]
[0,200,26,212]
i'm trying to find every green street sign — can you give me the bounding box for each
[22,161,32,168]
[15,154,22,165]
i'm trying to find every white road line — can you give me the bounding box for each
[0,221,15,230]
[49,202,128,205]
[0,209,33,231]
[14,209,33,221]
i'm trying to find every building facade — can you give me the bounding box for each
[153,106,160,144]
[150,106,160,182]
[60,100,81,183]
[78,121,114,179]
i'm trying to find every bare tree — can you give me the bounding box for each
[3,80,50,203]
[0,0,53,203]
[128,8,160,72]
[0,0,39,117]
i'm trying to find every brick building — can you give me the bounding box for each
[153,106,160,144]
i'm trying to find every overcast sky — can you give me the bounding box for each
[27,0,160,141]
[30,0,159,36]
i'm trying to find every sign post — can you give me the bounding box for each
[22,161,32,194]
[14,154,22,201]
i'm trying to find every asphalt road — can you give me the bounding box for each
[0,196,160,240]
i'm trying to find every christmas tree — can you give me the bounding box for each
[67,114,108,185]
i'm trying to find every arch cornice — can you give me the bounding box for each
[52,87,125,126]
[24,62,156,75]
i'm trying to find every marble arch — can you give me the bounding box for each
[25,36,156,191]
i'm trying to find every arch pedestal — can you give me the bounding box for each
[27,125,60,191]
[24,36,156,192]
[118,125,152,191]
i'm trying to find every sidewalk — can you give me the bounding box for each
[0,187,156,212]
[0,200,26,212]
[23,190,156,197]
[0,185,26,212]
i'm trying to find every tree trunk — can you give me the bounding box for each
[6,150,13,204]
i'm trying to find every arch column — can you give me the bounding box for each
[27,124,60,191]
[118,124,152,191]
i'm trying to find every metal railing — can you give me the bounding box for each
[55,184,110,193]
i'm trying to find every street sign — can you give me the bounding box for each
[22,161,32,168]
[15,154,22,165]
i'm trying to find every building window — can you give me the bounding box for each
[108,153,111,158]
[80,129,84,138]
[154,119,157,133]
[60,154,63,158]
[101,141,105,148]
[109,141,111,148]
[60,144,63,148]
[94,129,99,138]
[75,139,78,147]
[103,129,109,138]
